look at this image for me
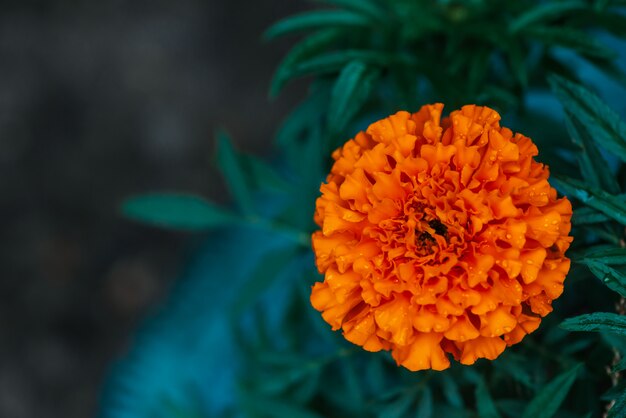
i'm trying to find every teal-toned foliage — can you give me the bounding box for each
[101,1,626,417]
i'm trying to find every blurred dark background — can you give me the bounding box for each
[0,1,307,417]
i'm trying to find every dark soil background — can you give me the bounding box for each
[0,1,306,417]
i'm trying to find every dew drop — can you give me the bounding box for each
[526,260,533,264]
[506,234,512,239]
[503,326,511,332]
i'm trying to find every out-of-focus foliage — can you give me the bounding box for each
[100,0,626,417]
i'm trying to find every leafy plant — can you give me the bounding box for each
[100,1,626,417]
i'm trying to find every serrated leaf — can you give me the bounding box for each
[327,60,380,134]
[562,313,626,335]
[549,74,626,163]
[586,261,626,297]
[526,26,616,60]
[565,111,620,194]
[476,378,503,418]
[263,10,370,40]
[416,387,433,418]
[521,364,581,418]
[122,194,238,230]
[216,131,255,217]
[608,388,626,418]
[270,29,341,97]
[552,176,626,226]
[509,1,587,33]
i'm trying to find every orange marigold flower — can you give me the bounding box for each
[310,104,573,371]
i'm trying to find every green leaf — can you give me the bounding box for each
[595,0,611,11]
[269,29,341,97]
[263,10,370,40]
[613,356,626,373]
[526,26,616,60]
[440,373,464,408]
[416,387,433,418]
[509,1,587,33]
[549,74,626,163]
[316,0,388,23]
[608,388,626,418]
[216,131,255,217]
[380,391,414,418]
[241,153,291,193]
[521,364,581,418]
[565,111,620,194]
[505,37,528,88]
[476,378,503,418]
[327,60,380,134]
[576,246,626,265]
[122,193,237,230]
[562,312,626,335]
[229,245,300,317]
[572,207,609,225]
[286,49,413,82]
[586,261,626,297]
[240,391,326,418]
[551,176,626,226]
[493,353,535,388]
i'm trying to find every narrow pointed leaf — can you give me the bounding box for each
[476,378,503,418]
[565,111,620,194]
[380,392,414,418]
[287,49,412,81]
[552,176,626,226]
[229,245,299,317]
[549,74,626,163]
[216,131,255,216]
[521,364,581,418]
[526,26,615,60]
[586,261,626,298]
[317,0,388,23]
[270,29,341,97]
[240,392,325,418]
[122,194,238,230]
[241,153,291,193]
[608,389,626,418]
[509,1,587,33]
[416,387,433,418]
[576,246,626,264]
[612,356,626,373]
[441,373,464,408]
[572,207,609,225]
[263,10,370,40]
[562,312,626,335]
[328,60,379,134]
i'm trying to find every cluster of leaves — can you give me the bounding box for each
[267,0,626,145]
[101,1,626,418]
